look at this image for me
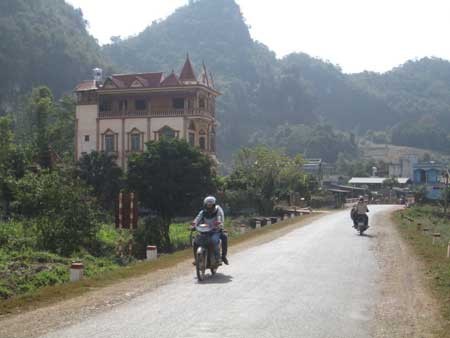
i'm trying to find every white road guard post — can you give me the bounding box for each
[70,262,84,282]
[240,224,247,234]
[255,220,261,229]
[447,241,450,259]
[284,214,288,221]
[146,245,158,261]
[267,218,272,226]
[290,213,295,219]
[432,233,441,245]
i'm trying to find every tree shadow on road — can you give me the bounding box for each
[197,273,233,284]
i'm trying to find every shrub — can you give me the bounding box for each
[13,170,100,256]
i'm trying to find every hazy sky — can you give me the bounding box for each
[66,0,450,73]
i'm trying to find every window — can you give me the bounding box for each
[199,97,205,109]
[210,134,215,152]
[172,98,185,110]
[188,132,195,146]
[99,99,112,112]
[199,129,206,151]
[131,133,141,151]
[160,126,176,139]
[199,136,206,150]
[84,135,90,142]
[119,99,128,112]
[135,99,147,111]
[105,134,115,153]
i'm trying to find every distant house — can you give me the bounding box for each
[413,161,447,200]
[303,159,336,184]
[348,177,412,190]
[388,155,418,179]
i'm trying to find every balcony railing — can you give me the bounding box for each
[99,109,214,119]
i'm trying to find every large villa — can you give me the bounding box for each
[74,55,220,169]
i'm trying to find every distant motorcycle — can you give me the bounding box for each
[354,214,369,236]
[191,223,221,281]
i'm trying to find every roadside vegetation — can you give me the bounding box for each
[0,86,319,306]
[395,205,450,334]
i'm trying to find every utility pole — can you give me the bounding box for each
[445,170,449,217]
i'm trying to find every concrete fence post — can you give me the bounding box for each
[240,224,247,234]
[432,233,441,245]
[255,220,261,229]
[267,219,272,226]
[447,241,450,259]
[146,245,158,261]
[70,262,84,282]
[290,213,295,219]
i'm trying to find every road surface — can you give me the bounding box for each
[38,206,398,338]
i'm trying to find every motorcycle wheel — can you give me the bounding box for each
[210,267,217,275]
[196,252,206,281]
[359,228,364,236]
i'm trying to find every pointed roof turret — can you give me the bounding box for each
[161,70,181,86]
[198,61,210,87]
[179,53,197,84]
[209,72,216,89]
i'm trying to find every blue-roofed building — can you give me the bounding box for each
[412,161,447,200]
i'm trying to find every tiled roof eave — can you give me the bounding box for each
[97,84,221,96]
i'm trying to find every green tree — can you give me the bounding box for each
[77,151,124,211]
[127,139,216,251]
[0,116,27,217]
[28,87,54,169]
[227,146,308,214]
[14,170,100,256]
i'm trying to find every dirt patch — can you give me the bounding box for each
[0,211,327,338]
[372,208,443,337]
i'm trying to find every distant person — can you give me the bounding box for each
[351,196,369,228]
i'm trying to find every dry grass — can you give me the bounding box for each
[394,206,450,337]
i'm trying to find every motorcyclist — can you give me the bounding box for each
[351,196,369,228]
[191,196,229,265]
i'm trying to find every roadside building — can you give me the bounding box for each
[413,161,447,200]
[304,159,336,185]
[74,55,220,169]
[388,155,418,179]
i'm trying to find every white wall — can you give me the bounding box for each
[76,105,97,159]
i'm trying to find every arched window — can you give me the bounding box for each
[157,126,179,140]
[128,128,144,152]
[102,129,117,153]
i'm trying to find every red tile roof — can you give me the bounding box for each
[179,54,197,82]
[75,55,219,94]
[75,80,98,91]
[111,72,163,88]
[161,71,181,86]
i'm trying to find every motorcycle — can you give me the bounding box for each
[354,214,369,235]
[191,223,222,281]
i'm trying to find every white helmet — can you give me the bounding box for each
[203,196,216,207]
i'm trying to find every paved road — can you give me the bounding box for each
[41,206,396,338]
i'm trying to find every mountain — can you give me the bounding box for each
[351,57,450,152]
[103,0,367,159]
[3,0,450,160]
[0,0,108,111]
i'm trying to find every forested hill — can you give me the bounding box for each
[102,0,396,159]
[3,0,450,160]
[350,58,450,152]
[104,0,450,159]
[0,0,107,109]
